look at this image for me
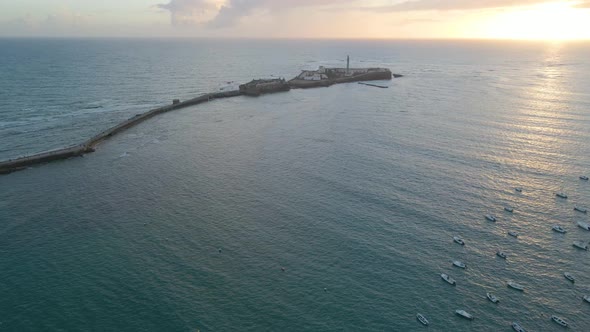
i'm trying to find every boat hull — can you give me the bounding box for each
[512,322,526,332]
[455,310,473,320]
[441,274,456,285]
[487,293,499,303]
[551,316,568,327]
[416,314,429,326]
[453,261,466,269]
[508,283,524,291]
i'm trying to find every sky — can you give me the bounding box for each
[1,0,590,39]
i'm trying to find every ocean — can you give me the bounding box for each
[1,39,589,331]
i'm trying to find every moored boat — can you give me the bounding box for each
[578,221,590,231]
[485,214,497,222]
[496,251,507,259]
[552,225,566,233]
[556,192,568,199]
[573,241,589,250]
[441,273,456,285]
[504,206,514,213]
[508,231,519,238]
[416,313,429,326]
[486,292,499,303]
[515,187,523,192]
[574,206,587,213]
[580,175,589,181]
[512,322,526,332]
[584,295,590,303]
[453,260,466,269]
[564,272,575,283]
[453,236,465,245]
[455,309,473,320]
[508,281,524,291]
[551,315,568,327]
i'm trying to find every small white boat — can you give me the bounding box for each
[556,192,568,199]
[580,175,589,181]
[508,281,524,291]
[552,225,566,233]
[441,273,456,285]
[515,187,523,192]
[551,315,568,327]
[584,295,590,303]
[578,221,590,231]
[416,313,429,326]
[486,292,499,303]
[504,206,514,213]
[512,322,526,332]
[564,272,575,283]
[453,236,465,246]
[453,260,466,269]
[508,231,519,238]
[485,214,497,222]
[496,251,507,259]
[574,206,587,213]
[573,241,589,250]
[455,309,473,320]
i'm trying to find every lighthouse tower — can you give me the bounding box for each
[346,55,350,75]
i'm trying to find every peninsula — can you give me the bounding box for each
[0,59,400,175]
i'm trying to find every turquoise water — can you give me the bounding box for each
[1,39,590,331]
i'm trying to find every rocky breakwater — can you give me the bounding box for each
[0,144,94,175]
[0,90,241,175]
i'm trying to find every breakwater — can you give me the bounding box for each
[1,67,398,175]
[358,82,388,89]
[0,90,240,175]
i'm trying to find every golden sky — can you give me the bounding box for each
[1,0,589,40]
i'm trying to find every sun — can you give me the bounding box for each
[480,1,590,40]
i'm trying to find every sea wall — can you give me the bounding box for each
[0,90,241,175]
[0,145,90,175]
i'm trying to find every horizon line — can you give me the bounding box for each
[1,36,589,43]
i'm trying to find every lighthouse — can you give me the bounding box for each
[346,55,350,74]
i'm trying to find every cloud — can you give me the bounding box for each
[573,1,590,8]
[207,0,363,28]
[158,0,360,28]
[364,0,553,12]
[156,0,220,25]
[156,0,568,29]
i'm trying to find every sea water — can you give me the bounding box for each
[1,39,590,331]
